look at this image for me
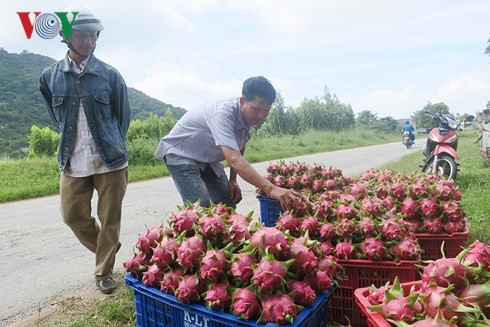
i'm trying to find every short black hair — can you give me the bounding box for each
[242,76,276,105]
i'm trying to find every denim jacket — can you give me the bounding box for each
[39,54,130,171]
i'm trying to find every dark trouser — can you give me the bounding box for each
[60,168,128,279]
[165,162,233,207]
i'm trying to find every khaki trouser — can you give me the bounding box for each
[60,168,128,279]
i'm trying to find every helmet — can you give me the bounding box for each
[71,10,104,32]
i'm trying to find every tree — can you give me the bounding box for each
[266,92,287,135]
[356,110,378,127]
[28,125,59,157]
[486,35,490,57]
[411,102,451,129]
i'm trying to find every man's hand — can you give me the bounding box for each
[269,186,303,211]
[228,180,242,205]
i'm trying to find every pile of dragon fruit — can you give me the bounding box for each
[365,240,490,326]
[123,203,338,325]
[260,161,469,261]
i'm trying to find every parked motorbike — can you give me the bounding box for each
[403,131,413,149]
[420,111,460,180]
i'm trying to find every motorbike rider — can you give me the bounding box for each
[402,120,415,144]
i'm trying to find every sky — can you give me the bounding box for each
[2,0,490,119]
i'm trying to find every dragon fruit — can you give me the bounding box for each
[142,264,164,287]
[170,208,198,236]
[358,218,378,236]
[290,243,318,276]
[335,203,356,220]
[319,222,337,240]
[316,241,335,256]
[175,274,204,303]
[123,252,150,275]
[443,221,466,234]
[260,294,301,324]
[390,238,421,261]
[336,218,356,239]
[391,183,407,201]
[300,216,319,237]
[421,257,468,290]
[160,267,185,294]
[312,179,324,193]
[314,199,334,220]
[214,202,232,215]
[300,173,313,188]
[369,277,416,323]
[423,218,444,234]
[136,225,164,253]
[335,241,358,259]
[276,212,301,235]
[228,212,251,226]
[366,284,385,305]
[204,281,231,311]
[199,214,227,240]
[350,182,368,199]
[410,182,429,199]
[266,162,280,174]
[274,175,286,188]
[251,256,294,294]
[381,218,404,240]
[281,163,294,176]
[441,201,464,221]
[199,246,229,282]
[225,223,251,246]
[229,253,258,286]
[461,240,490,271]
[420,198,439,219]
[149,237,179,270]
[360,198,384,217]
[231,287,261,320]
[400,197,419,220]
[360,237,387,260]
[376,185,389,199]
[287,175,301,189]
[317,255,338,278]
[176,235,206,270]
[287,280,317,306]
[323,179,337,190]
[432,183,453,201]
[247,227,290,258]
[307,269,333,293]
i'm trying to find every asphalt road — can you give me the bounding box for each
[0,141,421,326]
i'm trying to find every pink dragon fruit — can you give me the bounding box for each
[441,201,464,221]
[421,257,468,290]
[358,218,378,236]
[366,284,385,305]
[339,193,356,204]
[383,197,396,210]
[290,243,318,276]
[231,287,261,320]
[369,277,415,323]
[142,263,164,287]
[316,241,335,256]
[400,197,419,220]
[199,214,227,239]
[274,175,285,188]
[432,183,453,201]
[149,237,179,270]
[300,173,313,188]
[214,202,232,216]
[401,219,422,234]
[136,225,164,253]
[199,247,229,282]
[287,175,301,189]
[160,267,185,294]
[350,182,368,199]
[307,269,333,293]
[251,256,294,294]
[360,237,387,260]
[204,281,231,311]
[443,221,466,234]
[360,198,384,218]
[335,203,356,220]
[170,208,198,236]
[247,227,290,258]
[225,223,251,246]
[410,182,429,199]
[281,163,294,176]
[176,235,206,270]
[287,280,316,306]
[391,183,407,201]
[319,222,337,240]
[312,179,324,193]
[229,253,258,286]
[389,238,421,261]
[323,179,337,190]
[266,162,280,174]
[276,212,301,235]
[335,241,358,259]
[376,185,389,199]
[420,198,439,218]
[317,255,338,278]
[300,216,319,237]
[314,199,334,220]
[123,252,150,275]
[423,218,444,234]
[381,218,404,240]
[260,294,301,324]
[336,218,356,239]
[175,274,205,303]
[423,286,477,322]
[461,240,490,271]
[228,212,251,226]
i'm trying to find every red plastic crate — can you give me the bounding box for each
[414,223,469,260]
[354,281,421,327]
[328,259,419,327]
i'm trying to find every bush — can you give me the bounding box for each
[28,125,59,158]
[127,112,175,142]
[128,137,160,166]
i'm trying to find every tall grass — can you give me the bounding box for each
[0,129,397,203]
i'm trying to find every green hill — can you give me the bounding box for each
[0,48,186,158]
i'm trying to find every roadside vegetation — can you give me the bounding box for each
[28,129,489,327]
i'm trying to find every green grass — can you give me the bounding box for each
[381,130,490,244]
[0,129,397,203]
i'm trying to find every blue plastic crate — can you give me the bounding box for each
[125,273,336,327]
[257,195,282,227]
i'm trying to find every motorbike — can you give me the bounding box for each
[403,131,413,149]
[420,111,460,180]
